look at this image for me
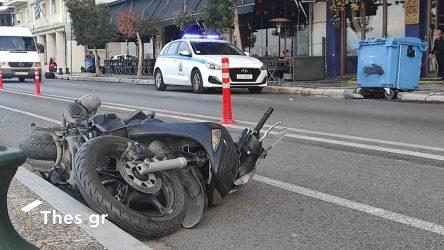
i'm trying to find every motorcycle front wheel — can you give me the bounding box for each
[74,136,187,237]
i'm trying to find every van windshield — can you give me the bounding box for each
[0,36,36,52]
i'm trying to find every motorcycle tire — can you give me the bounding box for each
[74,136,188,237]
[19,131,57,161]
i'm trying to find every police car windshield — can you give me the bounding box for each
[190,42,245,55]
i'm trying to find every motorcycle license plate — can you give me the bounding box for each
[236,74,253,80]
[15,72,28,76]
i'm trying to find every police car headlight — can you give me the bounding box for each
[260,64,266,71]
[205,62,221,70]
[0,62,7,66]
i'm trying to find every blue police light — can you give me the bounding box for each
[182,34,203,39]
[182,34,221,40]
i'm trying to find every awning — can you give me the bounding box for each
[108,0,256,26]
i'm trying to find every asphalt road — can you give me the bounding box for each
[0,79,443,249]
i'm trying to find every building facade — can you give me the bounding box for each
[5,0,86,73]
[325,0,442,78]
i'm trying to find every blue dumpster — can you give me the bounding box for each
[354,37,427,98]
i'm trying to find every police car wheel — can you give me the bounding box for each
[155,69,167,91]
[191,69,206,94]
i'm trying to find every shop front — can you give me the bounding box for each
[327,0,440,78]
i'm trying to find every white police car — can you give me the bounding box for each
[153,35,267,94]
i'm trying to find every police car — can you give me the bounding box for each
[153,35,267,94]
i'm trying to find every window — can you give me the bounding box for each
[190,42,245,55]
[41,2,46,16]
[165,42,179,55]
[178,42,191,55]
[51,0,56,14]
[0,36,37,52]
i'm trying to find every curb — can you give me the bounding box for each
[15,167,151,250]
[398,92,444,102]
[56,75,154,85]
[262,86,352,98]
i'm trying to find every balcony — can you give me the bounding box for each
[16,12,66,31]
[4,0,28,8]
[37,12,65,27]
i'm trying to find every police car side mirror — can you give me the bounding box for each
[179,50,191,57]
[244,52,251,56]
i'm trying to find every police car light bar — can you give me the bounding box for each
[182,34,221,40]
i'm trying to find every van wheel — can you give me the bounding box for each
[19,77,25,82]
[155,69,166,91]
[191,69,206,94]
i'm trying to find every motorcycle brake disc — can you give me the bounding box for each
[117,157,162,194]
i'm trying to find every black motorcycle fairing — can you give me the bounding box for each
[91,113,162,132]
[237,129,263,178]
[118,122,239,197]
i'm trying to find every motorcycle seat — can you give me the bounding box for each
[122,110,156,125]
[92,111,160,132]
[91,114,125,132]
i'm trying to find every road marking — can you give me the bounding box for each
[2,103,444,236]
[3,87,444,153]
[254,175,444,236]
[15,167,151,250]
[0,104,60,124]
[2,89,444,162]
[21,200,42,213]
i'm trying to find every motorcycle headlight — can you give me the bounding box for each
[211,129,221,151]
[205,62,221,70]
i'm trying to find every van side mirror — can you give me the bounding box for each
[244,52,251,56]
[37,43,44,53]
[179,50,191,57]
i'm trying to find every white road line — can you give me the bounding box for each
[254,175,444,236]
[15,167,151,250]
[3,89,444,162]
[0,104,60,124]
[3,88,444,153]
[2,103,444,236]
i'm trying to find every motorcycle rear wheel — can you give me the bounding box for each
[74,136,187,237]
[19,131,57,161]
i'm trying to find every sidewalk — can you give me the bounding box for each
[8,176,104,249]
[7,166,150,250]
[56,74,444,102]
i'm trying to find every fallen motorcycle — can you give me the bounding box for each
[19,95,286,237]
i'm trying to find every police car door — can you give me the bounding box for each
[176,41,193,85]
[163,42,180,84]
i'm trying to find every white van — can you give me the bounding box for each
[0,27,41,82]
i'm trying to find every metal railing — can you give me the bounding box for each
[103,59,156,77]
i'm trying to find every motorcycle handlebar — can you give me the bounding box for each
[254,107,274,133]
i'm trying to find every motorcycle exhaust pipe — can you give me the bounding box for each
[136,157,188,175]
